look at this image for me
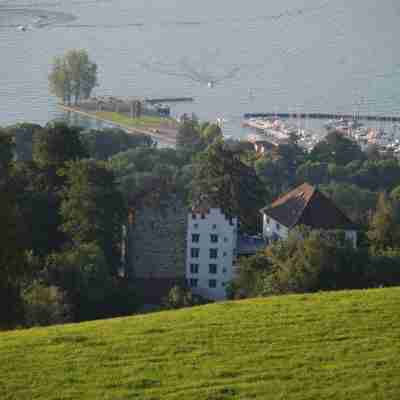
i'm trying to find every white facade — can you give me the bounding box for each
[262,214,289,240]
[262,213,357,248]
[186,208,238,301]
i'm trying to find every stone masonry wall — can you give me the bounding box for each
[127,201,187,279]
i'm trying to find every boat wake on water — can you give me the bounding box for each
[139,56,242,87]
[0,7,76,29]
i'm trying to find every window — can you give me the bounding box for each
[189,279,198,288]
[194,223,199,229]
[276,223,280,231]
[192,234,200,243]
[209,264,217,274]
[212,224,217,230]
[191,248,200,258]
[210,234,219,243]
[190,264,199,274]
[192,213,197,220]
[201,214,206,219]
[266,217,270,224]
[209,279,217,288]
[224,237,228,242]
[209,248,218,259]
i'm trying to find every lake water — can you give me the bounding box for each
[1,0,400,138]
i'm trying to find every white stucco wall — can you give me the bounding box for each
[262,213,289,240]
[186,208,238,301]
[262,212,358,248]
[345,230,358,248]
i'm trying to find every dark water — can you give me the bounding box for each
[1,0,400,137]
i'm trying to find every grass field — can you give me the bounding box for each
[1,288,400,400]
[95,111,178,129]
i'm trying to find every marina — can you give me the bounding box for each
[243,113,400,155]
[244,113,400,123]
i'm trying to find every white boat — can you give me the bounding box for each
[17,25,27,31]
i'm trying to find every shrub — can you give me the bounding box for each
[163,285,207,309]
[23,282,71,327]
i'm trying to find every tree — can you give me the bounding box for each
[367,193,400,251]
[33,121,88,168]
[200,122,223,146]
[191,140,267,233]
[263,229,366,295]
[228,251,271,299]
[296,161,329,185]
[0,131,27,327]
[22,282,71,327]
[59,159,126,271]
[309,131,365,166]
[82,128,154,160]
[163,285,203,309]
[176,119,205,157]
[320,183,378,226]
[5,123,42,161]
[44,243,137,321]
[13,162,67,256]
[49,49,98,105]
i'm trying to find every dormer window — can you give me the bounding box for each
[276,223,280,231]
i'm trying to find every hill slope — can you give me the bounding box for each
[1,288,400,400]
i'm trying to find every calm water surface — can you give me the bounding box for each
[1,0,400,137]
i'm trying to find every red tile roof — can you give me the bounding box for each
[261,183,357,230]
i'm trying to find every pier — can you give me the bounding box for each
[244,112,400,123]
[59,105,178,146]
[145,97,194,104]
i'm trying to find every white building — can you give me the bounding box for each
[261,183,358,248]
[186,207,238,301]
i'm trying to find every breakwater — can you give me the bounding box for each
[60,105,177,146]
[244,113,400,123]
[145,97,194,104]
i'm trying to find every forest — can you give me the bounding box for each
[2,119,400,329]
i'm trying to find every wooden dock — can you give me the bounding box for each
[244,112,400,123]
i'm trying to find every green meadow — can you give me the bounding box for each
[1,288,399,400]
[95,111,178,129]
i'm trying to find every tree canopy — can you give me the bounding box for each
[49,49,98,105]
[59,159,126,271]
[33,121,88,168]
[191,140,267,233]
[309,131,365,165]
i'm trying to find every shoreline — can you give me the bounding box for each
[59,104,178,146]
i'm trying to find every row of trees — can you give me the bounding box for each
[0,122,142,329]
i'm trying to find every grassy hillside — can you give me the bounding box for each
[1,288,400,400]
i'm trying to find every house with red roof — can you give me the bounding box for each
[260,183,358,247]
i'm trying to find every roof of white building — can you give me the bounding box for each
[261,183,357,231]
